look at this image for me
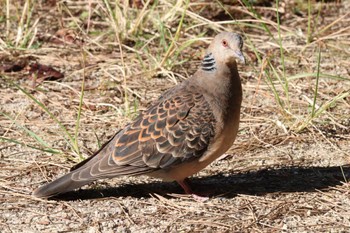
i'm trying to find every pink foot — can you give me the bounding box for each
[191,194,209,202]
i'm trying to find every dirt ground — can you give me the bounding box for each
[1,1,350,232]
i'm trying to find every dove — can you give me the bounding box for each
[33,32,245,198]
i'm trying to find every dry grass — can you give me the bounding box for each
[0,0,349,232]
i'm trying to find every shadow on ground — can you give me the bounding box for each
[53,165,350,201]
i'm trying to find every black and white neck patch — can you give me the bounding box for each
[201,53,216,72]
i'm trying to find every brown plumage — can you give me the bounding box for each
[33,32,245,198]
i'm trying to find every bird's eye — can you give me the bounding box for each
[222,39,228,47]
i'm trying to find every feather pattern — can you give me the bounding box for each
[201,53,216,72]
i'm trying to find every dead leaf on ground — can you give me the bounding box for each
[0,56,29,73]
[49,28,84,46]
[28,63,64,87]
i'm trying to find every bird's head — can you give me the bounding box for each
[206,32,245,67]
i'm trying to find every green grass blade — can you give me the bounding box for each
[241,0,274,39]
[311,48,321,117]
[2,75,76,153]
[287,73,349,81]
[276,0,289,110]
[1,111,51,149]
[73,52,87,160]
[0,136,61,154]
[307,0,312,43]
[264,63,283,109]
[159,0,189,68]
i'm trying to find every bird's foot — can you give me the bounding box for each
[191,194,209,202]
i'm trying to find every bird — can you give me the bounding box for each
[33,32,245,198]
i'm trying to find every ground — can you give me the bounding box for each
[0,1,349,232]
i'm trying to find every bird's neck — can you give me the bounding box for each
[216,58,242,115]
[224,57,242,97]
[194,55,242,125]
[200,55,242,99]
[200,53,241,94]
[210,57,242,137]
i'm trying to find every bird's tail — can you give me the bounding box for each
[33,171,92,198]
[33,132,120,198]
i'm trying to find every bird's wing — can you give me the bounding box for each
[70,89,216,180]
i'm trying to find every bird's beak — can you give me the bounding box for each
[234,50,245,65]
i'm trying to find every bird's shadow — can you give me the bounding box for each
[54,165,350,201]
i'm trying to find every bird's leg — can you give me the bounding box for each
[177,178,193,194]
[177,178,209,202]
